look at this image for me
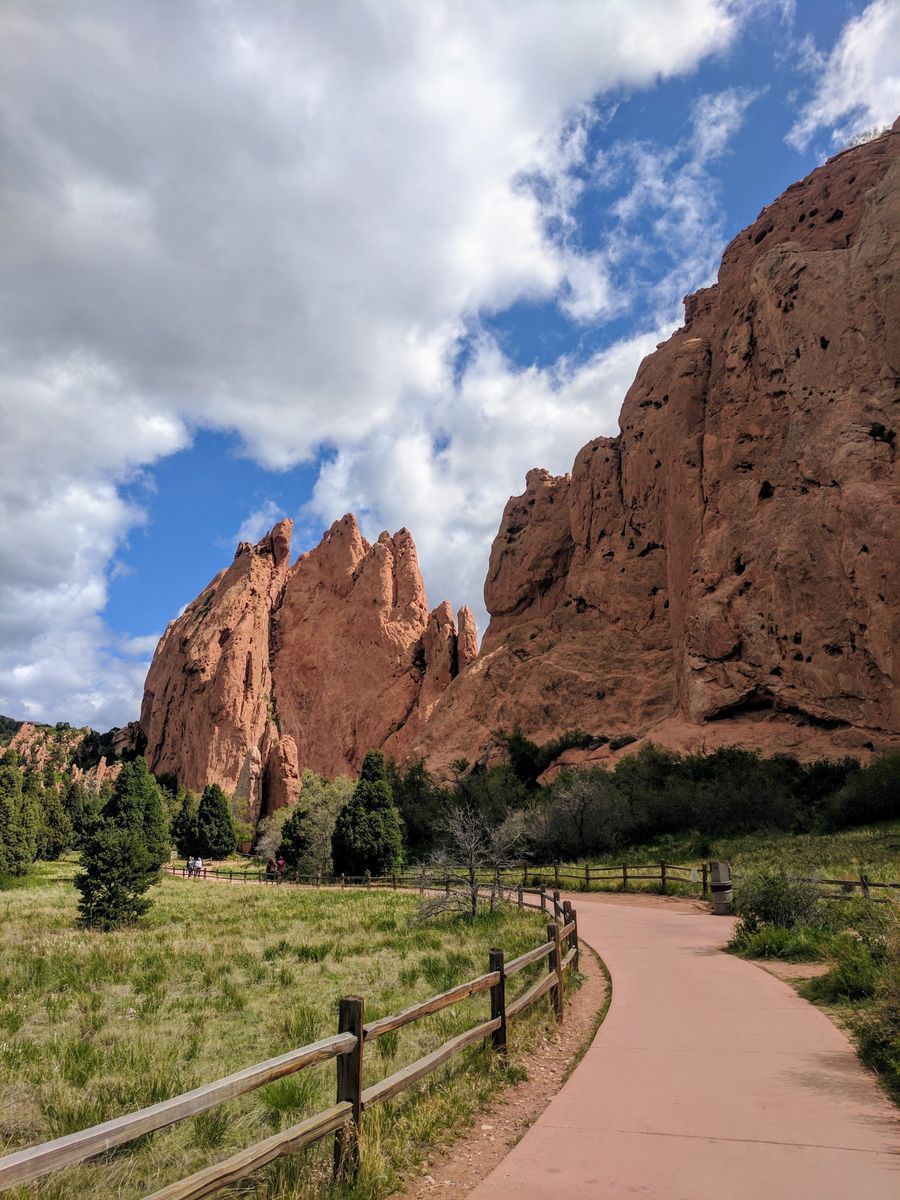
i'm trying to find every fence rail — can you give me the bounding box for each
[0,882,579,1199]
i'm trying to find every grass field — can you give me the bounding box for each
[0,859,559,1199]
[525,821,900,894]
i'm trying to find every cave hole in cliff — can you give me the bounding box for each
[819,336,829,350]
[826,208,844,223]
[707,691,850,729]
[758,481,775,500]
[734,555,747,576]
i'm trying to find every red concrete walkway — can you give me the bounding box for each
[467,893,899,1199]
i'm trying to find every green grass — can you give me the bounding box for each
[0,858,563,1198]
[525,822,900,895]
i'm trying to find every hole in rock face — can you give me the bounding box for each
[826,208,844,223]
[794,653,804,661]
[795,347,801,358]
[860,544,869,554]
[819,336,829,349]
[758,481,775,500]
[734,555,747,576]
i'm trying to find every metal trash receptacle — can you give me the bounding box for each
[709,861,733,915]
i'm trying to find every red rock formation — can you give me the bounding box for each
[413,126,900,771]
[140,514,474,817]
[142,128,899,801]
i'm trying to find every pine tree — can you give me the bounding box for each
[62,779,87,839]
[76,824,154,929]
[332,750,403,876]
[105,758,169,869]
[0,765,31,876]
[74,758,167,929]
[36,786,73,860]
[18,773,40,867]
[196,784,236,859]
[170,791,200,857]
[277,805,311,875]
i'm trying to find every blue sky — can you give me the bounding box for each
[2,0,898,728]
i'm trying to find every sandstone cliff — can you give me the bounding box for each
[140,516,475,820]
[141,126,899,800]
[412,125,900,771]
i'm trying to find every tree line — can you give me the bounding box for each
[2,730,898,929]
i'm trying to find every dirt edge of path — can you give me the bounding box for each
[389,943,610,1200]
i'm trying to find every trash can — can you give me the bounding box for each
[709,861,733,915]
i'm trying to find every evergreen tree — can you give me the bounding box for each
[170,791,200,857]
[332,750,403,876]
[62,780,89,842]
[18,773,40,867]
[74,758,167,929]
[75,824,154,929]
[0,765,31,876]
[277,805,311,874]
[36,786,73,860]
[105,758,169,869]
[196,784,236,859]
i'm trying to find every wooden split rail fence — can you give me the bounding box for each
[0,889,579,1200]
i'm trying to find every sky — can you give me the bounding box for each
[1,0,898,730]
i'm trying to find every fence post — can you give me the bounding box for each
[701,863,708,899]
[366,872,371,891]
[341,874,345,889]
[445,873,451,897]
[522,860,529,887]
[622,863,628,890]
[660,862,667,894]
[517,883,523,909]
[539,885,546,913]
[554,861,560,889]
[585,863,591,892]
[570,907,580,971]
[860,873,871,898]
[333,996,364,1179]
[547,922,564,1022]
[552,888,561,918]
[489,948,507,1058]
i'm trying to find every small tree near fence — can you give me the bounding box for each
[427,804,525,919]
[332,751,402,877]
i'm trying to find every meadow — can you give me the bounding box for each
[526,820,900,895]
[0,860,557,1199]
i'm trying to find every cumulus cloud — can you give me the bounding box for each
[787,0,900,150]
[0,0,744,725]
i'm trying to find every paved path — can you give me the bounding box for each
[467,893,899,1200]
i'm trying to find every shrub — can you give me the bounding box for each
[733,866,820,932]
[105,758,169,869]
[850,933,900,1102]
[825,752,900,829]
[609,733,637,751]
[802,940,883,1003]
[729,923,828,961]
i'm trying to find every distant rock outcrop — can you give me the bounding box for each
[412,124,900,771]
[140,516,475,821]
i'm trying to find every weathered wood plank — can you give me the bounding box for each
[558,921,576,940]
[0,1034,356,1189]
[505,940,553,978]
[145,1103,353,1200]
[561,946,577,971]
[361,1017,501,1108]
[506,970,555,1019]
[363,972,499,1040]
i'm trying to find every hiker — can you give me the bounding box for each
[194,855,203,878]
[266,857,276,882]
[187,855,195,878]
[276,856,285,883]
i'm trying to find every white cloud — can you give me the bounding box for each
[691,87,763,161]
[0,0,744,725]
[787,0,900,150]
[228,500,288,548]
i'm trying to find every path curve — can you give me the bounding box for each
[466,893,899,1199]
